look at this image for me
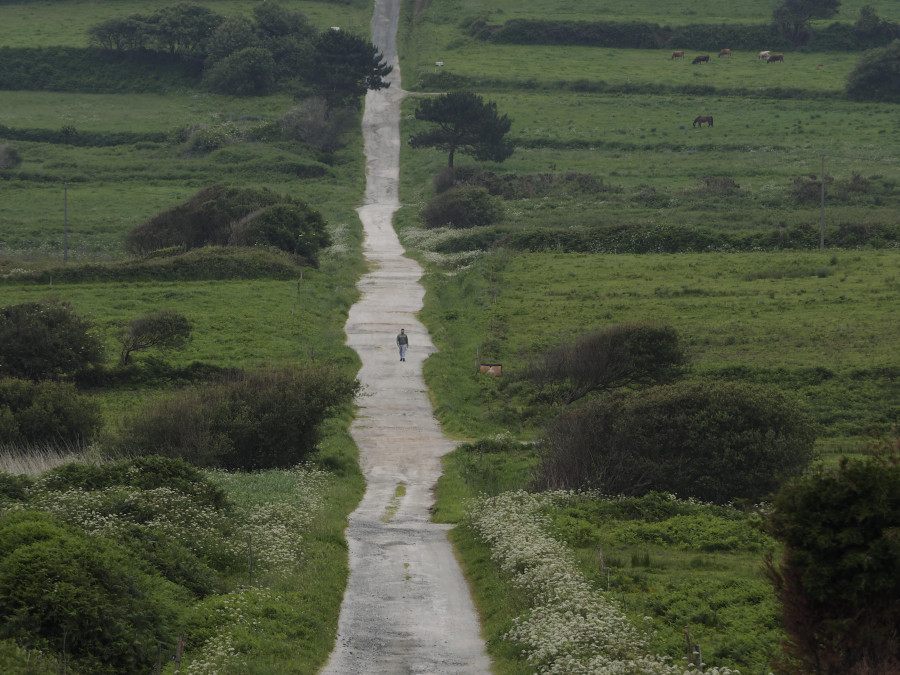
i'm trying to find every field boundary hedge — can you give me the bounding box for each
[473,18,900,52]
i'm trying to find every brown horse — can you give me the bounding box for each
[718,48,732,57]
[692,55,710,64]
[767,54,784,63]
[671,50,685,59]
[693,116,714,128]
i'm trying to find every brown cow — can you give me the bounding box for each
[767,54,785,63]
[671,50,685,59]
[693,116,714,128]
[718,48,732,57]
[692,55,710,64]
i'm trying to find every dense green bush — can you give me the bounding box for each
[846,39,900,102]
[204,47,276,95]
[536,380,817,504]
[38,456,228,510]
[229,203,330,263]
[522,322,686,405]
[124,184,329,259]
[0,379,102,446]
[116,366,360,470]
[0,299,105,381]
[0,511,184,674]
[764,433,900,673]
[420,186,502,229]
[118,310,192,365]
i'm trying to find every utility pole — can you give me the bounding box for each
[64,183,69,263]
[819,155,825,251]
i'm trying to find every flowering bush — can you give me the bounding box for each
[465,490,739,674]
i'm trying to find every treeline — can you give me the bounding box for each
[468,10,900,52]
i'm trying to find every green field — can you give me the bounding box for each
[2,0,899,672]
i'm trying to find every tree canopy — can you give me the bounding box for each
[772,0,841,46]
[305,29,392,108]
[409,91,513,168]
[846,39,900,101]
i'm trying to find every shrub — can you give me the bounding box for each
[0,299,105,381]
[118,310,192,365]
[278,97,356,152]
[39,455,228,510]
[204,46,276,95]
[0,379,102,447]
[116,365,360,470]
[229,202,330,264]
[0,144,22,170]
[420,186,502,229]
[763,431,900,673]
[0,511,183,674]
[522,322,686,405]
[124,184,326,256]
[846,39,900,102]
[535,380,817,504]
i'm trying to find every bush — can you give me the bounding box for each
[523,322,686,405]
[536,380,817,504]
[0,144,22,170]
[116,365,360,470]
[0,379,102,447]
[420,186,502,229]
[124,184,327,257]
[846,39,900,102]
[229,202,330,264]
[0,511,183,674]
[118,310,192,365]
[278,97,357,153]
[204,46,276,95]
[39,456,228,510]
[763,432,900,673]
[0,299,105,381]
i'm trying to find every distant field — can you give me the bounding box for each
[408,46,855,93]
[0,0,373,48]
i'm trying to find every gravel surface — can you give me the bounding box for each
[320,0,492,672]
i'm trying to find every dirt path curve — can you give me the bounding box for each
[320,0,491,673]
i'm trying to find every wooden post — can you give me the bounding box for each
[63,183,69,263]
[820,155,825,251]
[248,533,253,588]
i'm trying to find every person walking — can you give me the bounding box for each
[396,328,408,361]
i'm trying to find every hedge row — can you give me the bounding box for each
[0,124,167,147]
[416,70,834,101]
[0,247,305,285]
[431,222,900,255]
[0,46,200,94]
[477,18,900,52]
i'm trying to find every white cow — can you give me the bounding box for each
[758,50,771,60]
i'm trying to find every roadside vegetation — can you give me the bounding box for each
[2,0,899,673]
[398,0,900,673]
[0,1,375,672]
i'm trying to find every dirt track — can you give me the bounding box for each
[320,0,491,672]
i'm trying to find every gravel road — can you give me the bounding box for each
[320,0,492,672]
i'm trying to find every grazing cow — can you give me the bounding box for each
[692,55,710,64]
[693,116,714,128]
[718,48,732,57]
[758,50,771,60]
[767,54,785,63]
[671,50,685,59]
